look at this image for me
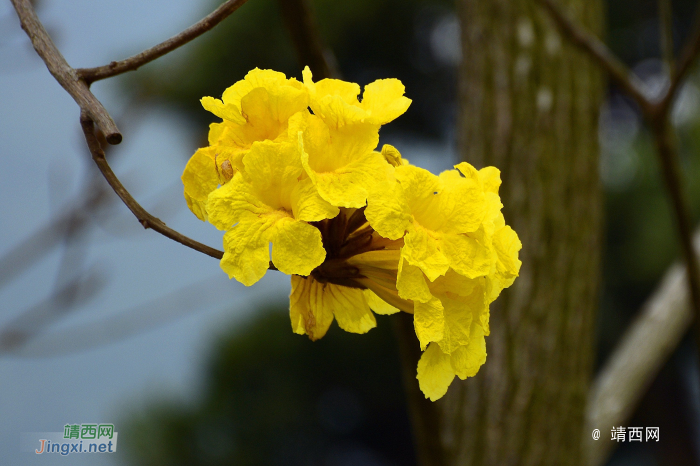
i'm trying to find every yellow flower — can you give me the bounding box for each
[296,68,411,209]
[302,66,411,128]
[183,69,308,221]
[182,67,522,403]
[369,162,489,278]
[413,220,522,400]
[206,140,338,285]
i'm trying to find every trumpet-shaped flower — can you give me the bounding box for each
[296,69,411,210]
[183,69,308,220]
[206,140,338,285]
[292,111,388,209]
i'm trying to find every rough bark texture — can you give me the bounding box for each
[437,1,604,465]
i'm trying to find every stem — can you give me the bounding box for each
[662,2,700,114]
[80,115,225,260]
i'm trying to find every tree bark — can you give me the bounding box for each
[435,1,604,464]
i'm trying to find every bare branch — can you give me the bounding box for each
[585,232,699,466]
[77,0,250,84]
[663,2,700,113]
[9,0,122,144]
[277,0,338,79]
[538,0,651,111]
[80,115,225,260]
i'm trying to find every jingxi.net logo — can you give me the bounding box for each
[21,423,118,456]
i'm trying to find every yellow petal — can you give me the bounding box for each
[245,77,307,124]
[438,165,486,233]
[326,285,377,334]
[290,177,340,222]
[486,225,522,303]
[302,66,365,128]
[402,224,450,282]
[289,275,335,341]
[395,165,442,224]
[269,217,326,276]
[301,140,385,209]
[298,113,379,172]
[365,162,411,240]
[478,166,501,194]
[482,192,504,227]
[202,68,308,140]
[218,68,293,119]
[450,325,487,380]
[303,66,361,105]
[201,96,246,125]
[220,219,271,286]
[364,289,400,315]
[494,225,522,278]
[182,147,219,221]
[436,292,478,355]
[429,269,481,297]
[417,343,455,401]
[413,296,444,350]
[241,140,302,210]
[396,258,433,303]
[440,232,494,279]
[360,78,412,125]
[206,173,271,231]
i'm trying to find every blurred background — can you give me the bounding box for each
[2,0,700,464]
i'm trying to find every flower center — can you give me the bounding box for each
[309,207,383,289]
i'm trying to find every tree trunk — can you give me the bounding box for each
[430,1,604,464]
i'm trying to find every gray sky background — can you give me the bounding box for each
[0,2,454,465]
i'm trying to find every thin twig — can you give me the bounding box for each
[10,0,122,144]
[658,0,675,77]
[77,0,250,84]
[648,117,700,355]
[662,3,700,113]
[80,114,225,260]
[538,0,651,111]
[276,0,337,79]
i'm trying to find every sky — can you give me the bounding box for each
[0,2,456,465]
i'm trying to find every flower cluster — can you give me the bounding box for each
[182,68,521,401]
